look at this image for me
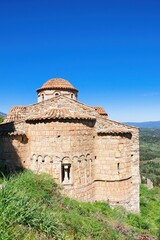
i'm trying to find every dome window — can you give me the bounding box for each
[37,78,78,102]
[55,92,60,96]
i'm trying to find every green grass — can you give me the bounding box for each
[126,185,160,236]
[0,127,159,238]
[0,170,160,239]
[0,171,61,239]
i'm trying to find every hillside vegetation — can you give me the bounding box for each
[0,170,160,240]
[0,112,6,118]
[140,128,160,185]
[0,116,3,123]
[0,125,159,239]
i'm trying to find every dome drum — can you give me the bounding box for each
[37,78,78,102]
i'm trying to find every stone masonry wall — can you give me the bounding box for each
[93,118,140,212]
[129,128,140,212]
[0,134,29,171]
[24,119,96,201]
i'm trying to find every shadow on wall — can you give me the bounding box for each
[0,122,28,177]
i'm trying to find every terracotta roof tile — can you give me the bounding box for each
[3,106,26,123]
[26,108,96,122]
[37,78,78,93]
[97,129,132,134]
[92,106,108,117]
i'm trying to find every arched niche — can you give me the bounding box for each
[72,156,78,163]
[37,155,43,163]
[31,154,38,171]
[44,155,51,163]
[78,154,85,163]
[31,154,37,161]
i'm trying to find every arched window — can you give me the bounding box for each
[61,157,72,184]
[62,164,71,184]
[55,92,60,96]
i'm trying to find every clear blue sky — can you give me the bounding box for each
[0,0,160,122]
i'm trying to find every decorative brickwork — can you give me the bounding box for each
[0,77,140,212]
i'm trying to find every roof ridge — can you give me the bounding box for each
[26,108,96,122]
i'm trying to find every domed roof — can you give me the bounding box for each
[37,78,78,93]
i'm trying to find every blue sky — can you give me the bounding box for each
[0,0,160,122]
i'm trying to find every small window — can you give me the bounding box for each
[71,94,74,99]
[62,164,71,184]
[21,136,24,143]
[117,163,120,174]
[55,92,60,96]
[42,94,44,101]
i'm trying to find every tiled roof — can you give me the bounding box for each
[92,106,108,116]
[97,129,132,134]
[3,106,26,123]
[26,108,96,122]
[37,78,78,93]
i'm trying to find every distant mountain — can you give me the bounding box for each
[0,112,6,118]
[124,121,160,129]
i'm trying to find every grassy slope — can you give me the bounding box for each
[0,128,159,239]
[140,128,160,185]
[0,171,160,240]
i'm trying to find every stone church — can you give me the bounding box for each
[0,78,140,212]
